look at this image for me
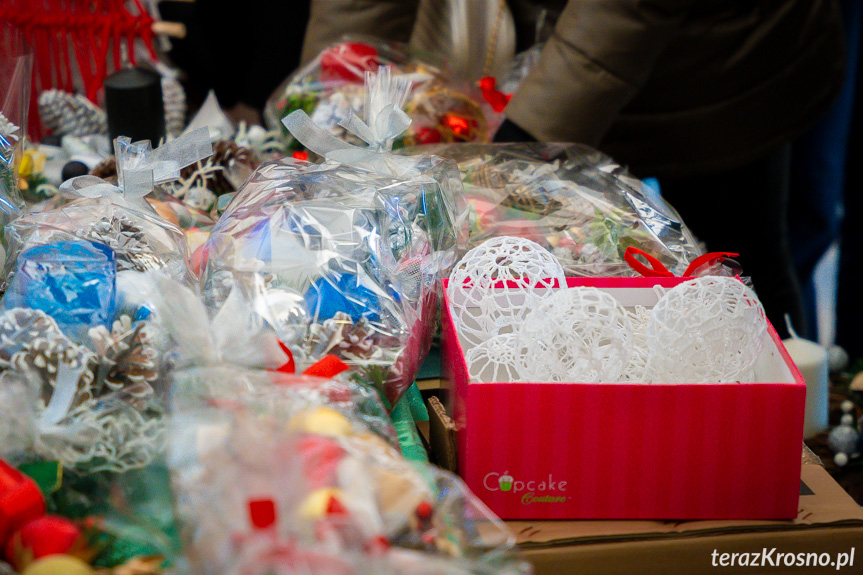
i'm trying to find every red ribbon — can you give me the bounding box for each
[274,341,350,380]
[479,76,512,113]
[624,247,740,278]
[0,0,160,139]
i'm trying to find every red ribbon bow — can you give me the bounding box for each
[624,247,740,278]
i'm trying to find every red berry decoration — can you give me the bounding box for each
[415,501,434,521]
[320,43,379,83]
[4,515,82,567]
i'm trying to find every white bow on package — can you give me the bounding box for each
[3,128,213,287]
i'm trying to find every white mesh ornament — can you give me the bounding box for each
[520,287,632,382]
[466,333,531,382]
[447,236,565,346]
[622,304,651,382]
[646,277,767,383]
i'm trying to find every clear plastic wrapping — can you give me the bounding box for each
[199,155,463,407]
[168,368,531,575]
[0,278,170,476]
[265,39,500,151]
[3,130,214,289]
[4,196,193,285]
[409,143,703,277]
[0,21,32,213]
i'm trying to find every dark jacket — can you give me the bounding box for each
[302,0,845,178]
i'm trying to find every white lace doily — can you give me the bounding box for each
[646,277,767,383]
[520,287,632,382]
[447,236,565,346]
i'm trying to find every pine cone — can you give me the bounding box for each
[10,331,98,404]
[304,312,351,357]
[90,157,118,180]
[162,75,187,138]
[336,316,377,359]
[0,308,65,364]
[38,89,107,136]
[179,140,258,194]
[85,215,165,272]
[89,316,157,409]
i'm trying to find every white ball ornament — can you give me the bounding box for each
[447,236,566,346]
[520,287,632,382]
[466,333,530,382]
[646,277,768,383]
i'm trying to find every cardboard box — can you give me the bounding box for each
[514,464,863,575]
[441,277,806,520]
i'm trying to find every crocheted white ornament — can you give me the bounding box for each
[447,236,565,347]
[622,305,651,382]
[465,333,530,382]
[520,287,632,382]
[646,277,767,383]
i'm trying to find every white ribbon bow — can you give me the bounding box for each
[59,127,213,201]
[282,66,422,177]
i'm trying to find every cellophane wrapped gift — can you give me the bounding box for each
[3,129,213,289]
[169,368,531,575]
[0,242,182,568]
[201,69,466,408]
[264,39,500,151]
[408,143,703,277]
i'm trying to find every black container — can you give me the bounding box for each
[104,67,166,146]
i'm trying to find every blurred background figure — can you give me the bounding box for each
[300,0,846,339]
[787,0,860,352]
[162,0,312,126]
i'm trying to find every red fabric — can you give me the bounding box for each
[0,0,160,139]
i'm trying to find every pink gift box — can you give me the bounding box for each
[441,277,806,520]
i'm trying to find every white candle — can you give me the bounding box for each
[782,336,829,438]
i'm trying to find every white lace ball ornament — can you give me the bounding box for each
[466,333,530,382]
[520,287,632,382]
[646,277,767,383]
[622,305,651,382]
[447,236,566,346]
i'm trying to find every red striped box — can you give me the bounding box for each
[441,277,806,520]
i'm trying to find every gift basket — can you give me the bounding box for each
[3,129,213,289]
[407,143,703,277]
[168,367,530,575]
[264,39,501,152]
[201,68,466,408]
[0,241,183,572]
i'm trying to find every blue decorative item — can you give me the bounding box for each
[304,273,382,322]
[3,240,117,342]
